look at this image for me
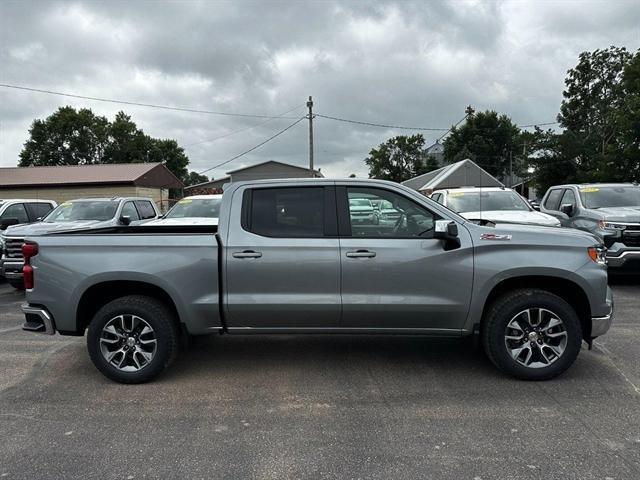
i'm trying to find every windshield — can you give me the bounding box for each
[165,197,222,218]
[447,191,531,213]
[579,186,640,209]
[44,201,118,223]
[349,199,372,208]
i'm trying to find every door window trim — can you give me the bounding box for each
[240,185,338,238]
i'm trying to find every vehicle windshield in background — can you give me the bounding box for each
[579,186,640,209]
[44,201,118,223]
[447,191,531,213]
[165,198,222,218]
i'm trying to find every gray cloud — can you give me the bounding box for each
[1,0,639,178]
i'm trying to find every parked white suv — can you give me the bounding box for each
[430,187,560,227]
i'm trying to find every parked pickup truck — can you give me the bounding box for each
[20,179,613,383]
[1,197,159,288]
[540,183,640,271]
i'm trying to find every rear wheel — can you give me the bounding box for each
[87,295,178,384]
[482,289,582,380]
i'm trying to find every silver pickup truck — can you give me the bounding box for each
[20,179,613,383]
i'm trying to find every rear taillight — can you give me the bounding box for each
[22,243,38,289]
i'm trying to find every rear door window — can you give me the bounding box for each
[26,202,54,220]
[135,201,157,219]
[242,187,328,238]
[544,189,564,211]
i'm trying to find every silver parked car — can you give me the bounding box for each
[540,183,640,271]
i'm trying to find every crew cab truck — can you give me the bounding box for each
[20,179,613,383]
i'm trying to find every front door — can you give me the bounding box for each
[337,185,473,331]
[225,185,341,330]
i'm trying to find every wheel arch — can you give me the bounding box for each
[478,275,592,340]
[75,280,182,335]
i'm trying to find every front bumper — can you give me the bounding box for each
[591,287,614,337]
[606,249,640,269]
[21,304,56,335]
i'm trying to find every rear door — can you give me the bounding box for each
[337,184,473,331]
[224,184,341,329]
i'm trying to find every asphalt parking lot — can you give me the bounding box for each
[0,279,639,480]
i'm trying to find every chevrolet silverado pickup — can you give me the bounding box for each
[19,179,613,383]
[541,183,640,271]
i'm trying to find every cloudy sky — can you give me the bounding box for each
[1,0,639,179]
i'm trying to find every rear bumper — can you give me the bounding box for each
[21,304,56,335]
[591,287,614,338]
[1,259,23,279]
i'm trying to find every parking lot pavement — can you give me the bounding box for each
[0,280,639,480]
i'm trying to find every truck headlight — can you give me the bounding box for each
[598,220,626,230]
[588,246,607,265]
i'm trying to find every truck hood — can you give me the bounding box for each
[3,219,111,237]
[144,217,219,226]
[471,221,601,247]
[594,206,640,223]
[461,210,560,226]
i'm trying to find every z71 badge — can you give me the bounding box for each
[480,233,512,241]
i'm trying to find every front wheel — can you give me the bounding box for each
[87,295,179,384]
[482,289,582,380]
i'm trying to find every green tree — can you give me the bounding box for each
[19,107,110,166]
[104,111,152,164]
[184,171,210,186]
[365,134,429,182]
[443,110,521,178]
[19,106,191,182]
[528,46,640,192]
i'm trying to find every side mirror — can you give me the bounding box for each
[36,217,43,222]
[560,203,574,216]
[0,218,19,230]
[120,215,131,226]
[434,220,460,250]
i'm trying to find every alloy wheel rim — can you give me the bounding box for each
[504,308,568,369]
[99,314,157,372]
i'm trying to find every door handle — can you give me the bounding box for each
[346,250,376,258]
[232,250,262,259]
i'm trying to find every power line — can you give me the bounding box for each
[0,83,302,120]
[198,116,306,175]
[184,104,305,147]
[315,113,449,131]
[519,121,559,128]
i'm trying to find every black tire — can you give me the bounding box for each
[8,279,24,290]
[87,295,179,384]
[482,289,582,381]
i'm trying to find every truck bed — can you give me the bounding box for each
[27,226,222,335]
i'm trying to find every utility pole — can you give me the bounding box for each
[509,150,513,188]
[307,96,314,177]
